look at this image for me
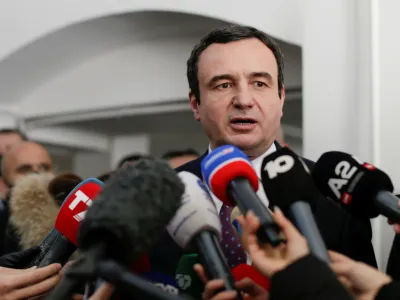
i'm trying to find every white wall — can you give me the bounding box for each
[371,0,400,271]
[72,151,110,179]
[110,134,150,169]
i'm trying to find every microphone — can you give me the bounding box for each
[260,147,330,263]
[48,158,184,299]
[201,145,282,246]
[175,254,205,299]
[27,178,104,267]
[167,171,240,299]
[232,264,270,292]
[312,151,400,222]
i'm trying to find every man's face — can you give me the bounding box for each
[0,133,23,155]
[190,38,285,157]
[7,145,53,185]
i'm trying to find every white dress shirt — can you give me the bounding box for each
[206,143,277,264]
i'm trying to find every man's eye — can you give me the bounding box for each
[253,81,267,88]
[217,82,232,89]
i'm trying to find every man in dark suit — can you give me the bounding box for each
[150,24,376,276]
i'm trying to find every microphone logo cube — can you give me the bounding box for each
[263,155,295,179]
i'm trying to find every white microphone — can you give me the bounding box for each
[167,171,240,299]
[167,171,221,249]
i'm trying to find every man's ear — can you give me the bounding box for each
[189,91,201,121]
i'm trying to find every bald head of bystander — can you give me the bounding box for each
[1,141,53,194]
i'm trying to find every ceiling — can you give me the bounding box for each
[0,11,230,107]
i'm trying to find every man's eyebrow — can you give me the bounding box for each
[250,72,273,83]
[207,74,235,87]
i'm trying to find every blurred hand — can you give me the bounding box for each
[329,251,391,300]
[238,208,309,278]
[194,263,268,300]
[0,263,61,300]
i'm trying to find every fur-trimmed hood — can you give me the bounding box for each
[9,172,58,250]
[8,172,83,253]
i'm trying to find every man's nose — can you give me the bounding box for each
[232,86,255,109]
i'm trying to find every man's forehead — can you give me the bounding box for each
[197,39,278,79]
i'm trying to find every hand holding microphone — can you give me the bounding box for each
[194,264,268,300]
[239,209,310,278]
[329,251,392,300]
[0,263,62,300]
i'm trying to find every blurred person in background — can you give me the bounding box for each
[117,153,150,169]
[162,148,200,168]
[0,129,27,200]
[0,141,53,254]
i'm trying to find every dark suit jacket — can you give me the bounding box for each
[149,142,377,276]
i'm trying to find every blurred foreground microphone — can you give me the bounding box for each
[167,171,240,299]
[175,254,205,299]
[261,147,330,263]
[201,145,281,246]
[142,271,180,295]
[48,158,184,300]
[312,151,400,222]
[27,178,103,267]
[232,264,270,292]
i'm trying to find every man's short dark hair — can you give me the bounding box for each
[187,25,284,103]
[0,129,27,140]
[162,149,200,161]
[117,153,150,169]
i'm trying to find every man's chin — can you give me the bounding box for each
[225,136,260,151]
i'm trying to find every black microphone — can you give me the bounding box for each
[311,151,400,222]
[260,147,330,264]
[47,158,185,300]
[201,145,282,246]
[167,171,241,299]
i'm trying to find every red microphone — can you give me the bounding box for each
[55,178,103,245]
[201,145,282,246]
[27,178,104,267]
[232,264,270,292]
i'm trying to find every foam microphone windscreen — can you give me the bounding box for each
[78,158,184,265]
[55,178,104,246]
[312,151,393,218]
[232,264,270,292]
[167,171,221,250]
[260,147,319,213]
[201,145,259,205]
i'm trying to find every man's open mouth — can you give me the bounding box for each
[230,118,257,125]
